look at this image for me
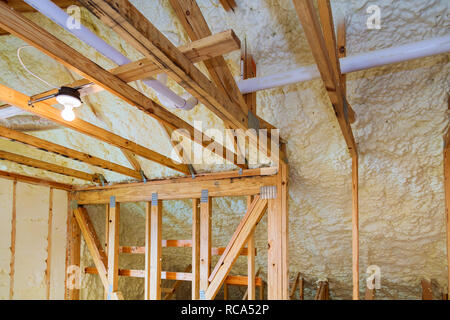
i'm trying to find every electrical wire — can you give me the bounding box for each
[17,45,59,89]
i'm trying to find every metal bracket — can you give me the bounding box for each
[248,110,260,133]
[188,164,196,179]
[70,200,78,210]
[110,196,116,208]
[97,174,107,187]
[139,169,147,183]
[260,186,277,199]
[201,190,208,203]
[151,193,158,206]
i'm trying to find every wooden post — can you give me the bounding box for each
[223,284,228,300]
[200,190,212,298]
[247,196,256,300]
[45,188,53,300]
[352,155,359,300]
[267,161,289,299]
[444,125,450,296]
[64,197,81,300]
[107,197,120,300]
[421,279,433,300]
[192,199,200,299]
[104,203,110,300]
[149,194,162,300]
[9,181,16,300]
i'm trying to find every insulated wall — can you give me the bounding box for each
[0,177,68,300]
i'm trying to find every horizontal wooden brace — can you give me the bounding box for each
[120,243,256,256]
[73,168,277,204]
[84,267,263,287]
[0,169,73,190]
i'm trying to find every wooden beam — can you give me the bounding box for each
[119,244,254,256]
[64,195,81,300]
[74,169,277,204]
[0,125,141,180]
[78,0,247,131]
[192,198,200,300]
[9,180,16,300]
[247,196,256,300]
[0,149,100,182]
[200,191,212,296]
[267,161,289,299]
[444,124,450,296]
[32,29,242,102]
[103,203,109,300]
[421,279,433,300]
[149,195,162,300]
[45,188,53,300]
[107,197,120,300]
[352,154,359,300]
[144,201,151,300]
[0,4,240,171]
[292,0,356,157]
[206,196,268,300]
[0,84,189,175]
[0,169,73,191]
[219,0,236,12]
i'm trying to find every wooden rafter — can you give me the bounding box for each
[219,0,236,12]
[77,0,280,163]
[0,125,142,180]
[0,149,100,182]
[206,196,268,300]
[0,169,72,190]
[292,0,357,157]
[0,3,243,171]
[0,84,189,174]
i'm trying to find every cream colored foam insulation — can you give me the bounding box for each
[0,0,449,299]
[0,178,67,299]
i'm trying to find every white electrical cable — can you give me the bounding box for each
[17,45,59,89]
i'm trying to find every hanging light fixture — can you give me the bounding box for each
[56,87,82,121]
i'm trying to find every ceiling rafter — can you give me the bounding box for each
[292,0,357,157]
[0,125,142,179]
[76,0,282,163]
[0,2,245,172]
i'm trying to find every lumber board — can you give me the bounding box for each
[64,195,81,300]
[200,193,212,295]
[0,169,73,190]
[149,197,162,300]
[107,198,120,299]
[192,199,200,299]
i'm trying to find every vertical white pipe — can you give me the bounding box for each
[23,0,197,110]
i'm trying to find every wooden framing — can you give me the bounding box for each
[107,197,120,300]
[219,0,237,12]
[352,154,359,300]
[192,198,200,299]
[0,149,100,183]
[292,0,356,157]
[0,126,141,180]
[421,279,433,300]
[314,281,330,300]
[64,196,81,300]
[164,265,192,300]
[247,196,256,300]
[444,124,450,296]
[144,202,151,300]
[45,188,54,300]
[0,169,72,191]
[365,278,375,300]
[149,195,162,300]
[199,191,212,296]
[9,181,16,300]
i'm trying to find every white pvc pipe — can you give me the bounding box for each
[238,35,450,94]
[23,0,197,110]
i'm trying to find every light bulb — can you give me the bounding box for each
[61,105,75,121]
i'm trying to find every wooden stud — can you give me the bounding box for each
[247,196,256,300]
[289,272,301,300]
[9,180,16,300]
[149,194,162,300]
[421,279,433,300]
[45,188,53,300]
[267,161,289,299]
[104,203,110,300]
[444,124,450,296]
[299,277,304,300]
[0,126,142,180]
[206,196,268,300]
[223,284,228,300]
[200,191,212,297]
[352,155,359,300]
[144,202,151,300]
[192,199,200,300]
[64,197,81,300]
[365,278,375,300]
[243,268,261,300]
